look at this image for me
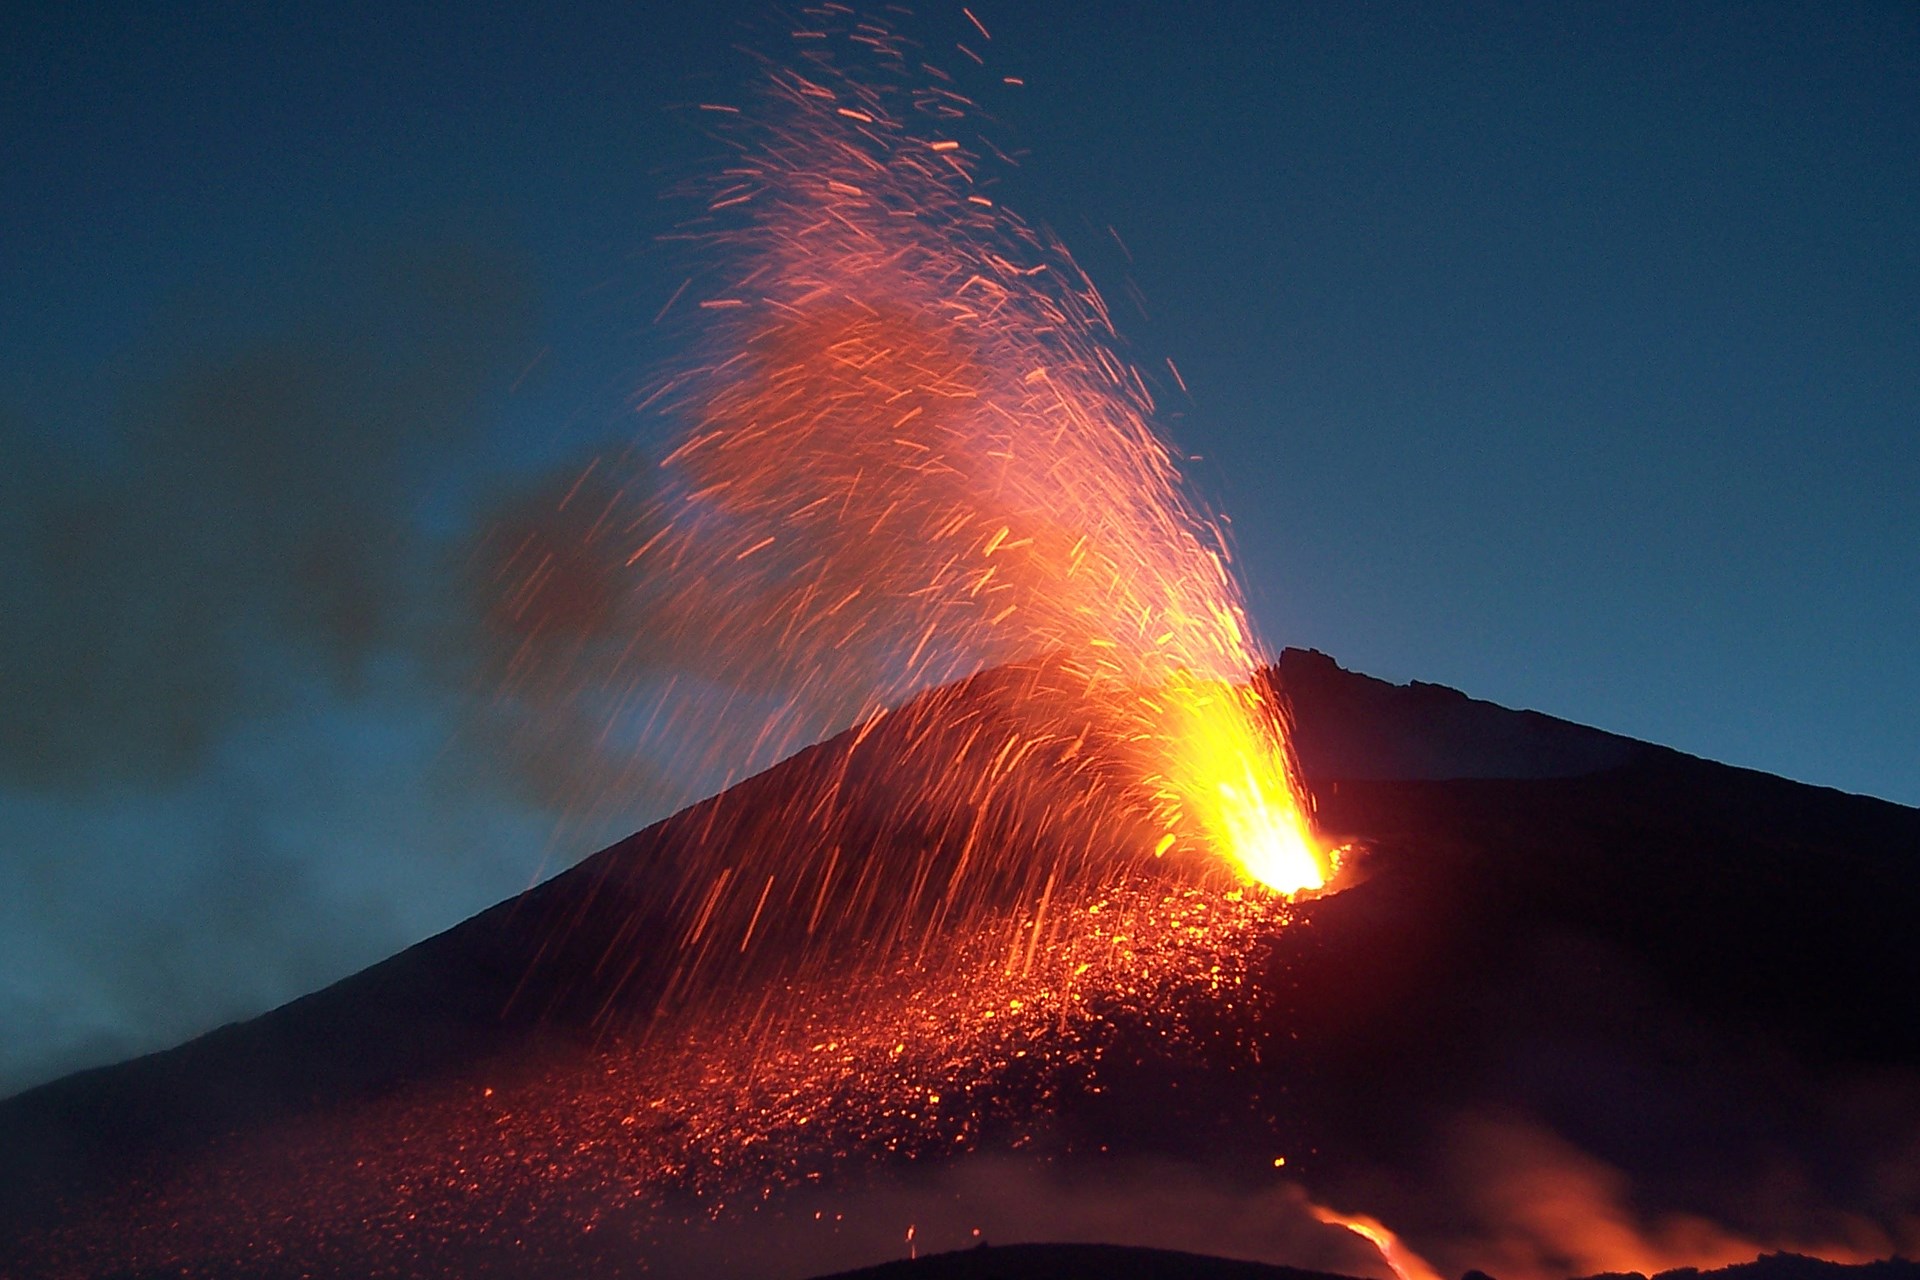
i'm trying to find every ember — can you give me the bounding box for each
[617,7,1329,986]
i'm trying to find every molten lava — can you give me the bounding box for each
[1313,1203,1445,1280]
[1162,676,1323,893]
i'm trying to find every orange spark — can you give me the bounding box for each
[629,19,1329,937]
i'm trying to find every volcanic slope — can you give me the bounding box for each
[2,650,1916,1280]
[809,1246,1920,1280]
[813,1241,1361,1279]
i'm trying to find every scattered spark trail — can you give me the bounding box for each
[582,7,1331,1013]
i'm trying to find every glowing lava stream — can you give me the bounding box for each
[1312,1204,1446,1280]
[620,13,1330,915]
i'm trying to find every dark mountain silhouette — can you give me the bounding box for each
[807,1247,1920,1280]
[812,1241,1359,1279]
[2,650,1915,1279]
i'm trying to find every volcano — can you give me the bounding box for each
[3,649,1916,1280]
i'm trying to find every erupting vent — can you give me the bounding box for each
[636,24,1329,902]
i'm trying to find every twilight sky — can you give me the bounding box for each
[2,0,1914,1097]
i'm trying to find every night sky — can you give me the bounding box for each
[3,1,1914,1098]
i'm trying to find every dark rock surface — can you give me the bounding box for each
[811,1241,1357,1279]
[803,1248,1920,1280]
[1272,648,1640,782]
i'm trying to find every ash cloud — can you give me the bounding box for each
[454,451,704,819]
[0,241,533,788]
[0,239,683,1097]
[1420,1110,1907,1278]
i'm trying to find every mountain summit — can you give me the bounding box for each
[4,651,1915,1279]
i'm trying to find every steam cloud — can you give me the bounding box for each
[1296,926,1920,1279]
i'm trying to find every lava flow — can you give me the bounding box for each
[1313,1204,1446,1280]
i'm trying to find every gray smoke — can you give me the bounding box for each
[0,238,678,1096]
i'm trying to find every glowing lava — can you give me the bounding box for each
[1312,1203,1445,1280]
[1162,676,1324,893]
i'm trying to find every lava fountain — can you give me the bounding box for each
[615,14,1326,942]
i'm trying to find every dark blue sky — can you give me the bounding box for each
[2,1,1914,1094]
